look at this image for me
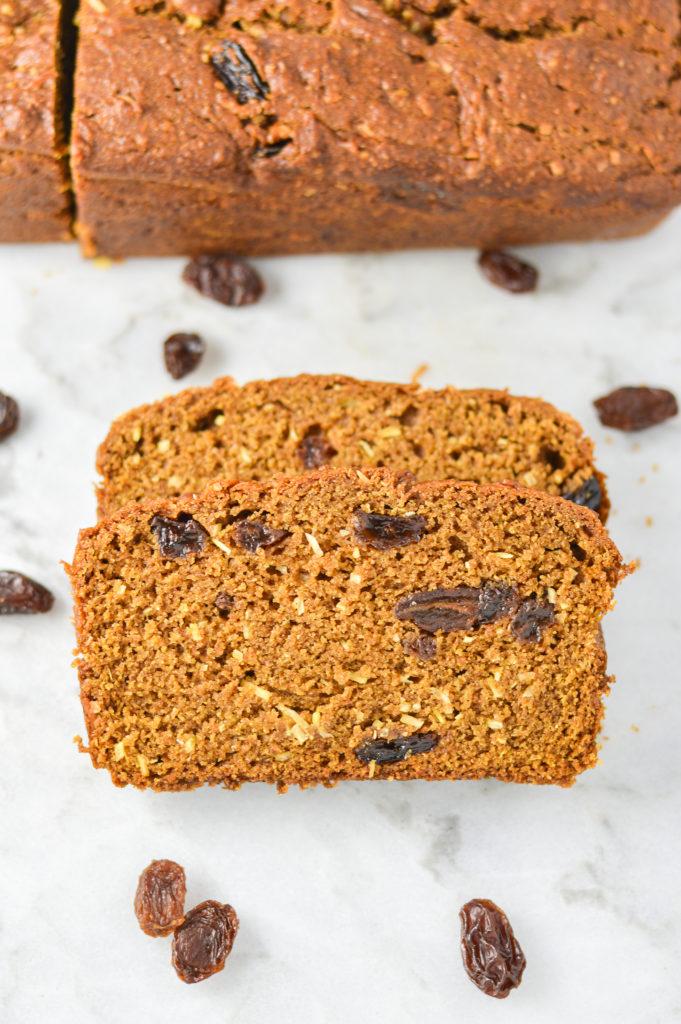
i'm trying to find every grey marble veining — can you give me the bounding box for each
[1,213,680,1023]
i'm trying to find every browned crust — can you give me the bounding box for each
[69,0,681,256]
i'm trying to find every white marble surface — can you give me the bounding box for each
[1,213,681,1023]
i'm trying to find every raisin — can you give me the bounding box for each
[563,475,602,512]
[163,333,205,380]
[214,592,234,617]
[355,732,438,765]
[172,901,239,984]
[354,510,427,550]
[395,587,481,632]
[478,250,538,293]
[233,519,289,551]
[182,255,264,307]
[150,513,209,558]
[0,392,19,441]
[0,570,54,614]
[511,596,554,642]
[402,633,436,660]
[255,139,292,158]
[459,898,526,998]
[593,386,678,431]
[477,583,519,623]
[210,41,269,104]
[134,860,187,938]
[295,433,337,470]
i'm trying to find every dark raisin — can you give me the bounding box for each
[214,592,234,617]
[594,386,678,431]
[355,732,438,765]
[0,570,54,614]
[563,475,602,512]
[477,583,519,623]
[182,255,264,307]
[233,519,289,551]
[511,596,554,642]
[163,333,205,380]
[478,250,538,294]
[395,587,480,632]
[402,633,436,660]
[460,898,526,998]
[255,138,292,158]
[172,901,239,984]
[295,433,337,470]
[0,392,19,441]
[150,513,209,558]
[210,41,269,103]
[354,510,427,550]
[134,860,187,938]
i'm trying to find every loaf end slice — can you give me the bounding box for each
[69,468,629,792]
[95,374,608,521]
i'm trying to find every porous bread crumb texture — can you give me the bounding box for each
[70,0,681,255]
[69,468,629,793]
[96,374,607,520]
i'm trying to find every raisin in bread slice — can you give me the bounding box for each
[96,374,606,520]
[69,468,628,792]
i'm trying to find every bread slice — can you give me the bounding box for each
[96,374,607,520]
[69,468,628,792]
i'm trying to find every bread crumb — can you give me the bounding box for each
[645,516,653,527]
[410,363,428,385]
[305,533,324,557]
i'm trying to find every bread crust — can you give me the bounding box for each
[70,0,681,255]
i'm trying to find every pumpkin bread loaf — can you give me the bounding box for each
[70,0,681,257]
[96,374,607,520]
[0,0,72,241]
[69,468,628,792]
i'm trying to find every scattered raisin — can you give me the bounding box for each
[0,570,54,614]
[355,733,438,765]
[172,901,239,984]
[478,250,538,293]
[477,583,519,623]
[563,475,602,512]
[214,592,234,617]
[210,41,269,104]
[163,333,205,380]
[150,513,209,558]
[395,587,481,633]
[593,386,678,431]
[511,596,554,642]
[354,510,427,550]
[0,392,19,441]
[460,898,526,998]
[233,519,288,551]
[135,860,187,938]
[182,255,264,307]
[402,633,436,660]
[295,433,337,470]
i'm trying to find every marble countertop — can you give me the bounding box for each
[1,214,680,1023]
